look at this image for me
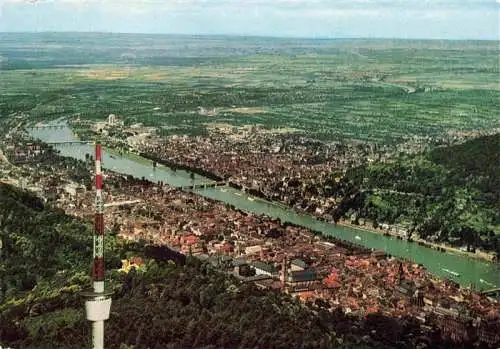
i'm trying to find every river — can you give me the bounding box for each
[28,124,500,291]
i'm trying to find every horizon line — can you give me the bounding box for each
[1,30,498,42]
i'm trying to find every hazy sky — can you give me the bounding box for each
[0,0,498,39]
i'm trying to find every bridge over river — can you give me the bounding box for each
[46,141,93,145]
[179,181,227,190]
[28,123,500,290]
[28,124,66,130]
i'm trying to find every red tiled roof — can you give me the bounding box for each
[131,256,144,266]
[183,235,200,245]
[299,291,315,300]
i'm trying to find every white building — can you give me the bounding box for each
[63,182,85,197]
[244,245,262,255]
[108,114,117,125]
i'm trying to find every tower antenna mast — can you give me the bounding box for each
[83,143,112,349]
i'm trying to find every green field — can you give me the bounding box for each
[1,33,499,143]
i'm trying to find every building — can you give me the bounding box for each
[120,256,145,273]
[63,182,86,197]
[244,245,262,255]
[371,250,388,259]
[394,279,416,298]
[323,269,341,289]
[108,114,117,125]
[477,317,500,346]
[209,255,233,270]
[232,257,248,274]
[214,242,234,255]
[254,279,282,291]
[180,234,204,255]
[251,261,277,276]
[290,259,308,271]
[434,313,473,343]
[287,269,317,291]
[11,147,27,163]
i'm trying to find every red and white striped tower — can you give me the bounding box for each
[93,143,105,292]
[84,143,112,349]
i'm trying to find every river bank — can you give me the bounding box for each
[139,152,224,182]
[336,219,497,263]
[138,149,498,265]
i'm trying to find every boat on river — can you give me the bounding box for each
[442,268,461,277]
[480,278,496,287]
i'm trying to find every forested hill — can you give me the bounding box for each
[336,133,500,253]
[428,134,499,191]
[0,182,115,347]
[0,183,92,297]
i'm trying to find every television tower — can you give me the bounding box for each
[83,143,112,349]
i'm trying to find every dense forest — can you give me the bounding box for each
[0,183,463,349]
[333,134,500,254]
